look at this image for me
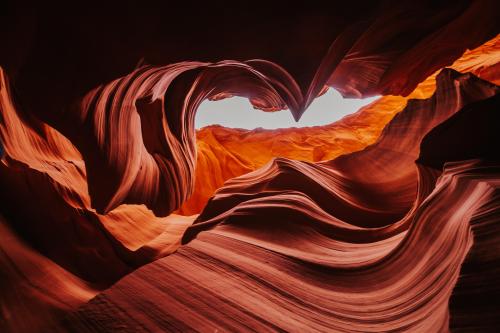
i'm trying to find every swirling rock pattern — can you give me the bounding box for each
[67,71,500,332]
[0,2,500,332]
[0,68,194,332]
[178,35,500,215]
[2,2,498,219]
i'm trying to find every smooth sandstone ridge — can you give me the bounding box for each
[178,36,500,215]
[70,69,500,332]
[0,2,499,332]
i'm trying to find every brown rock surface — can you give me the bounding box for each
[68,70,500,332]
[0,3,499,331]
[178,36,500,215]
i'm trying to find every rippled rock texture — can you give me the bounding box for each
[179,36,500,215]
[1,2,500,332]
[69,69,500,332]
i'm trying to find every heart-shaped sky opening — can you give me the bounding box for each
[195,89,379,130]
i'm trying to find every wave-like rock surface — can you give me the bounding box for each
[3,2,498,220]
[0,68,195,332]
[178,35,500,215]
[0,3,499,331]
[67,70,500,332]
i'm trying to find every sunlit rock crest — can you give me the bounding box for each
[0,2,499,331]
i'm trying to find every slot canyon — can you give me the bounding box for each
[1,2,500,332]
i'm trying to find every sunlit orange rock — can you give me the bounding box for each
[69,69,500,332]
[0,68,195,330]
[178,35,500,215]
[0,3,498,331]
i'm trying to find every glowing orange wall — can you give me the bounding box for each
[177,36,500,215]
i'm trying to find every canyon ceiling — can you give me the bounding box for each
[1,1,500,332]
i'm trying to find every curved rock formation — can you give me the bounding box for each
[68,70,500,332]
[0,68,194,331]
[178,35,500,215]
[0,2,499,332]
[2,2,498,219]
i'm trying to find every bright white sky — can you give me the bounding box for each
[195,89,379,130]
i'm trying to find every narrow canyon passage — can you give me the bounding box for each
[177,91,379,215]
[1,2,500,332]
[68,68,500,332]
